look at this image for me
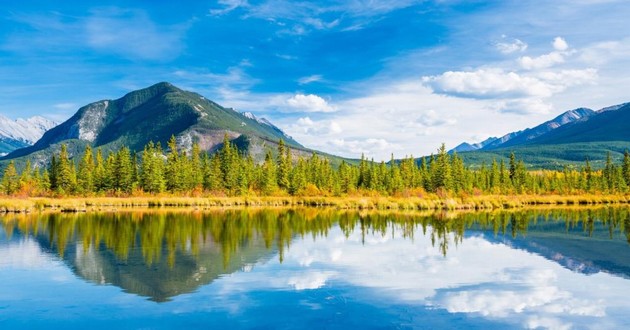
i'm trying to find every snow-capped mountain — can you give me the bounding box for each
[450,137,499,153]
[0,115,57,155]
[0,115,56,144]
[451,107,596,153]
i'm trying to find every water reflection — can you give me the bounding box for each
[1,207,630,328]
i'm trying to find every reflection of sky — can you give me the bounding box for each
[2,226,630,329]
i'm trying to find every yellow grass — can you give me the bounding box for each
[0,193,628,213]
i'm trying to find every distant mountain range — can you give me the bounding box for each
[2,82,335,167]
[451,102,630,169]
[0,116,56,155]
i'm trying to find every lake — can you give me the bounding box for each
[1,207,630,329]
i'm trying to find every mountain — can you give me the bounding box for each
[483,107,596,150]
[3,82,311,165]
[524,103,630,145]
[452,103,630,169]
[0,115,56,155]
[452,107,595,153]
[451,137,498,153]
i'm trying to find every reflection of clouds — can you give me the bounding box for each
[433,267,605,329]
[288,271,334,290]
[213,227,630,329]
[0,238,58,269]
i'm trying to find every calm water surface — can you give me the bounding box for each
[1,208,630,329]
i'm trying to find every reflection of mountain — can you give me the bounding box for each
[477,220,630,278]
[32,232,277,302]
[8,210,287,303]
[37,232,276,302]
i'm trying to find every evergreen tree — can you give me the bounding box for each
[166,135,183,192]
[261,150,277,195]
[431,144,452,191]
[114,146,134,193]
[623,150,630,186]
[2,161,19,195]
[77,145,95,194]
[277,139,291,190]
[94,148,106,192]
[584,158,593,191]
[140,142,166,193]
[55,144,76,194]
[190,142,203,190]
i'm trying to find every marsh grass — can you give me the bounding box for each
[0,193,628,213]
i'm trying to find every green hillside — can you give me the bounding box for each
[1,82,319,167]
[455,142,630,170]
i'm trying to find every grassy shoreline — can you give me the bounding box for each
[0,194,629,213]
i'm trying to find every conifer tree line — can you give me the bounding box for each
[2,136,630,197]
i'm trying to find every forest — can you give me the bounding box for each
[2,135,630,198]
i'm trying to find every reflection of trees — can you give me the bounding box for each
[2,207,630,301]
[2,207,630,264]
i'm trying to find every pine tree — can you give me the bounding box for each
[166,135,182,192]
[140,142,166,193]
[49,155,58,191]
[190,142,203,190]
[623,150,630,186]
[431,144,452,191]
[55,144,76,194]
[277,139,291,190]
[584,158,593,191]
[261,150,277,195]
[2,161,19,195]
[19,160,33,192]
[603,152,615,191]
[77,145,95,194]
[114,146,134,193]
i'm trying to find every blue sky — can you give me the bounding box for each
[1,0,630,159]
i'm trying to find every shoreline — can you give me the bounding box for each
[0,194,629,213]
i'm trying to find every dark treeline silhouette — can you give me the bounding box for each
[2,135,630,197]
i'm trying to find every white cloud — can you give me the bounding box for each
[298,75,323,85]
[303,18,340,30]
[518,37,572,70]
[537,68,598,86]
[416,109,457,127]
[553,37,569,51]
[423,69,554,98]
[209,0,249,16]
[276,53,298,60]
[329,138,399,156]
[496,38,528,54]
[290,117,342,135]
[519,51,566,70]
[578,38,630,65]
[286,94,336,112]
[495,98,554,115]
[222,0,420,35]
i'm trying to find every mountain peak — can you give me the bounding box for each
[148,81,180,93]
[4,82,303,162]
[0,115,56,144]
[597,102,630,113]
